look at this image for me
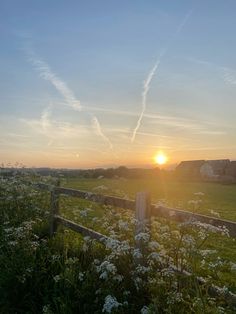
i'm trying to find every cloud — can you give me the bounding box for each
[28,52,82,111]
[21,110,90,141]
[131,59,161,143]
[175,9,194,36]
[91,116,113,150]
[40,107,52,132]
[188,57,236,86]
[130,9,194,143]
[25,47,113,150]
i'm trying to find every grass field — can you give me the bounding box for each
[60,177,236,290]
[63,177,236,221]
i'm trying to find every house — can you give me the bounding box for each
[200,159,230,179]
[225,161,236,178]
[175,160,205,179]
[176,159,234,182]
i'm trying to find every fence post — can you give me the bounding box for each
[49,179,60,236]
[134,191,151,263]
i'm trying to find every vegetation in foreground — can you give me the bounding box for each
[0,173,236,313]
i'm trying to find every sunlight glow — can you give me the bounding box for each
[154,152,167,165]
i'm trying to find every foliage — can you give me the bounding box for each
[0,174,235,313]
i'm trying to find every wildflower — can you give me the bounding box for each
[93,185,108,191]
[53,275,61,283]
[102,295,121,313]
[133,249,143,259]
[148,241,160,250]
[9,241,18,246]
[194,192,205,196]
[200,249,217,257]
[78,272,84,281]
[148,252,160,261]
[118,220,129,231]
[136,265,150,275]
[133,276,143,290]
[135,232,150,242]
[210,209,220,218]
[123,290,130,296]
[42,305,52,313]
[97,261,117,280]
[113,274,123,282]
[188,200,202,206]
[141,306,149,314]
[230,262,236,271]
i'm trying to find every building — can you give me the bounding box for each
[175,160,205,179]
[225,161,236,178]
[176,159,236,183]
[200,159,230,179]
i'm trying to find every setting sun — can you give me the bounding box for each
[154,152,167,165]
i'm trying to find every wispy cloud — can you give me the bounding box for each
[21,109,90,141]
[188,57,236,86]
[175,9,194,36]
[91,116,113,150]
[27,51,82,111]
[131,9,193,143]
[25,47,113,150]
[131,59,161,142]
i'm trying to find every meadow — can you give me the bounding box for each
[62,177,236,274]
[1,173,236,313]
[63,177,236,221]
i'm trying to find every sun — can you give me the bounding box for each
[154,152,167,165]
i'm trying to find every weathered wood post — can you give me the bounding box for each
[134,191,151,263]
[49,179,60,236]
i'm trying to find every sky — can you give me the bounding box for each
[1,0,236,169]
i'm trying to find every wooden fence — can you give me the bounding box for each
[34,181,236,305]
[34,182,236,238]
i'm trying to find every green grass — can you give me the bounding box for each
[61,177,236,283]
[1,175,236,312]
[63,177,236,221]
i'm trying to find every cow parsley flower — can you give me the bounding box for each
[102,295,121,313]
[140,306,149,314]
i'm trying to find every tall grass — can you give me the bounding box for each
[0,173,235,313]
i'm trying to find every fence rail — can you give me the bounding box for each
[33,183,236,238]
[32,181,236,305]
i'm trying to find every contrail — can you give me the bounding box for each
[28,52,81,111]
[41,107,51,132]
[91,115,113,150]
[131,58,162,142]
[188,57,236,86]
[131,9,193,142]
[175,9,194,36]
[26,48,113,150]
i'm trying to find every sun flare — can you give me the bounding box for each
[154,152,167,165]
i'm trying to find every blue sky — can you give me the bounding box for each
[1,0,236,168]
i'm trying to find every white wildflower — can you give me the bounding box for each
[210,209,220,218]
[135,232,150,242]
[141,306,149,314]
[118,220,129,231]
[148,252,160,261]
[53,275,61,283]
[148,241,160,250]
[78,272,84,281]
[113,274,124,282]
[200,249,217,257]
[133,249,143,259]
[230,262,236,271]
[194,192,204,196]
[93,185,108,191]
[102,295,121,313]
